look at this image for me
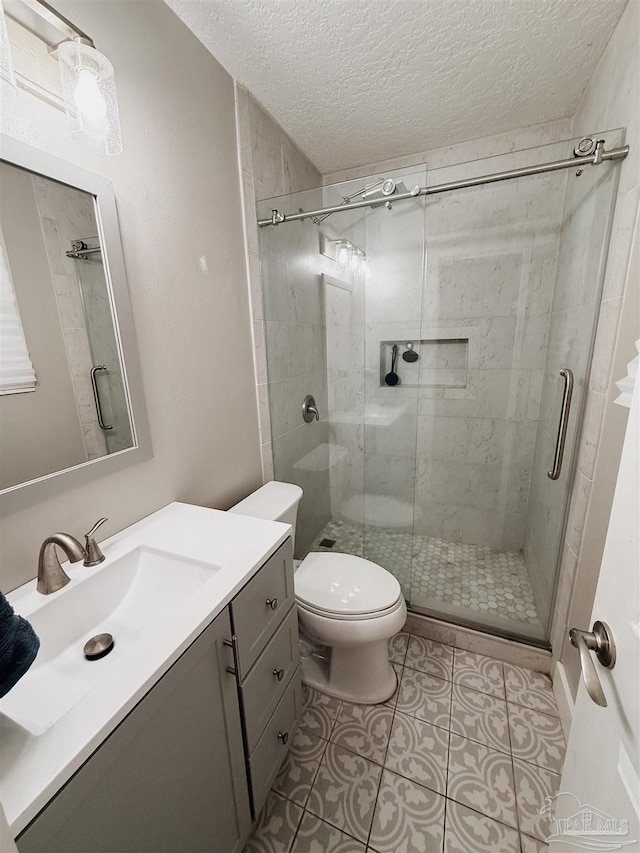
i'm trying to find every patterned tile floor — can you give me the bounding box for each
[309,519,541,631]
[243,633,563,853]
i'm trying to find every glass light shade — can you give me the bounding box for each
[336,242,350,268]
[348,248,363,273]
[58,39,122,155]
[0,0,17,100]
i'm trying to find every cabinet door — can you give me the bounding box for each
[231,538,294,679]
[17,610,251,853]
[241,605,300,754]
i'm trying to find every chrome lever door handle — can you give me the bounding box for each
[569,621,615,707]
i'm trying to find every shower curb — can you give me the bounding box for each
[404,612,552,674]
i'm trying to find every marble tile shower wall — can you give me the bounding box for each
[319,187,368,528]
[324,145,569,557]
[235,84,332,556]
[524,128,625,625]
[417,160,567,553]
[32,177,106,460]
[550,0,639,672]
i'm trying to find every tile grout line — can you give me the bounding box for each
[441,643,456,852]
[504,669,526,853]
[365,653,404,851]
[444,656,525,850]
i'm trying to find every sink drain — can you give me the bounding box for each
[84,633,114,660]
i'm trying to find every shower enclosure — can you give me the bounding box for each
[68,237,132,455]
[256,131,625,646]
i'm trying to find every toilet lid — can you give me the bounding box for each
[295,552,402,616]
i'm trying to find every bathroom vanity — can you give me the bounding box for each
[0,504,300,852]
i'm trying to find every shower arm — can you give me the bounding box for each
[260,140,629,228]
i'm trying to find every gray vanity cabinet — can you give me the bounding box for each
[16,537,302,851]
[17,609,252,853]
[229,537,302,817]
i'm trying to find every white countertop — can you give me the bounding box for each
[0,502,290,837]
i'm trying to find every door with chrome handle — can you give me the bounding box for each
[569,620,615,707]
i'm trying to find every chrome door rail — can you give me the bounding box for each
[258,141,629,227]
[90,365,113,431]
[548,368,574,480]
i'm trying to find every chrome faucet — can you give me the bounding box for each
[37,517,109,594]
[37,533,86,595]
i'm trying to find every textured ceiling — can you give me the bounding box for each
[166,0,626,173]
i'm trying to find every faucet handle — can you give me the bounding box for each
[84,517,108,567]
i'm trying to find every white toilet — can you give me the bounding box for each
[229,480,406,704]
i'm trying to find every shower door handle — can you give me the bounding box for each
[547,368,573,480]
[90,365,114,431]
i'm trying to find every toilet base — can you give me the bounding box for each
[301,639,398,705]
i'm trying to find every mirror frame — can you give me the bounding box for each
[0,134,151,512]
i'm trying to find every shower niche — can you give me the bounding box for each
[379,338,469,389]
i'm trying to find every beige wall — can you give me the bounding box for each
[551,0,640,695]
[0,164,86,488]
[0,0,262,592]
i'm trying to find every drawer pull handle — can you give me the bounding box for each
[273,667,285,681]
[278,731,289,745]
[223,636,239,678]
[266,597,278,610]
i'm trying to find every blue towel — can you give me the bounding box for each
[0,591,40,699]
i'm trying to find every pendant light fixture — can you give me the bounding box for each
[2,0,122,153]
[58,36,122,155]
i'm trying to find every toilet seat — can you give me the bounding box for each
[297,595,404,621]
[295,552,402,619]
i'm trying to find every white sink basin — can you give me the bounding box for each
[0,546,219,736]
[0,501,291,837]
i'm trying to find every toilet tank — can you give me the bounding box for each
[228,481,303,547]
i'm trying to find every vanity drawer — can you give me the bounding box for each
[241,605,300,753]
[248,667,302,816]
[231,538,294,679]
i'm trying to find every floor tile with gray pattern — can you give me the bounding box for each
[243,632,562,853]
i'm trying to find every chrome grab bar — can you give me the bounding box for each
[547,368,573,480]
[90,365,113,431]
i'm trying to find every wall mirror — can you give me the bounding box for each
[0,135,150,510]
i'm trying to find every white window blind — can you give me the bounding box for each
[0,227,36,395]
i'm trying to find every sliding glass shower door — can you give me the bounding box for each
[257,130,623,646]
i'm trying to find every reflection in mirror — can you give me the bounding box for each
[0,162,134,491]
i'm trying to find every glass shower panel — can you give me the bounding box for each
[257,183,365,560]
[413,131,623,643]
[257,130,623,647]
[360,168,427,600]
